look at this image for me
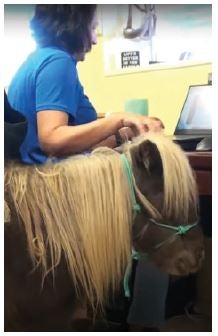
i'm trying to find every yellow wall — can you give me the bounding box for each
[78,36,211,135]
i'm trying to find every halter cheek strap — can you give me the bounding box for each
[121,153,198,298]
[121,154,141,213]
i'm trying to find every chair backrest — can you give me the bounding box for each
[4,90,27,160]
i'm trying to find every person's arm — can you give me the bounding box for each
[37,110,156,156]
[37,110,118,155]
[38,110,165,156]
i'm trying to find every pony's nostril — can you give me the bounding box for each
[176,258,188,274]
[196,248,205,264]
[197,249,205,268]
[201,249,205,261]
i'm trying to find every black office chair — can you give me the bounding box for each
[4,90,27,160]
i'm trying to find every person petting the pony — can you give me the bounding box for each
[7,4,163,164]
[6,4,166,331]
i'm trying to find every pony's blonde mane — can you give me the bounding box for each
[5,149,132,313]
[4,134,198,312]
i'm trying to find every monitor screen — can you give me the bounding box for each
[175,85,212,135]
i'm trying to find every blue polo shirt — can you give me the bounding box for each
[7,47,97,164]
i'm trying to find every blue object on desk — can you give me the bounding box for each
[124,99,148,116]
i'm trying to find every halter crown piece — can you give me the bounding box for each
[120,153,198,298]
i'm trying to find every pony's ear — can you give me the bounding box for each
[131,138,162,172]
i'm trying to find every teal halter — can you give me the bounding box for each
[121,153,141,213]
[148,218,198,250]
[121,153,198,298]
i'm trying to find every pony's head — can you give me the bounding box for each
[124,134,204,276]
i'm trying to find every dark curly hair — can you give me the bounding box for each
[30,4,97,54]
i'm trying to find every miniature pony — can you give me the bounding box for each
[4,134,204,331]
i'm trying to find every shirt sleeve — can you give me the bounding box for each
[35,54,79,118]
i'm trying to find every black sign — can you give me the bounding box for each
[121,51,140,68]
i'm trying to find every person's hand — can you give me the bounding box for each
[106,112,164,145]
[119,114,164,139]
[140,116,165,133]
[127,115,164,134]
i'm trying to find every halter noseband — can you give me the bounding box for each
[121,153,198,297]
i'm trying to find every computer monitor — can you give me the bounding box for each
[175,84,212,135]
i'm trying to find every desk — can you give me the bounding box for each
[186,152,212,195]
